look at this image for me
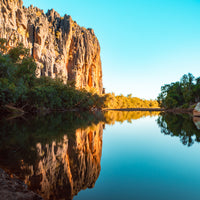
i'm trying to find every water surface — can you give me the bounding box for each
[0,112,200,200]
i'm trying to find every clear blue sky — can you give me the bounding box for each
[24,0,200,99]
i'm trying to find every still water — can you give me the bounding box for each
[0,111,200,200]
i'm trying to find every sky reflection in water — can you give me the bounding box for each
[1,112,200,200]
[75,114,200,200]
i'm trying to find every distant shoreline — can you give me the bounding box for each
[103,108,193,113]
[103,108,164,111]
[1,107,194,120]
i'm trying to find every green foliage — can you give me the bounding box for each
[0,39,159,112]
[157,73,200,108]
[8,43,29,63]
[0,40,105,112]
[0,42,36,107]
[0,38,8,54]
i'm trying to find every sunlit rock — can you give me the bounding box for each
[0,0,103,93]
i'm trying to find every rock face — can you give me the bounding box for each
[0,0,103,93]
[193,103,200,117]
[0,168,43,200]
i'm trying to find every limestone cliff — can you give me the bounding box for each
[0,0,103,93]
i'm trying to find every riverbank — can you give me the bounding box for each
[103,108,164,111]
[1,106,194,118]
[103,107,194,114]
[0,168,43,200]
[165,108,193,114]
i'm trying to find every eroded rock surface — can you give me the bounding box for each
[0,0,103,93]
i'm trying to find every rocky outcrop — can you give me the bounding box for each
[193,103,200,117]
[0,0,103,93]
[0,168,43,200]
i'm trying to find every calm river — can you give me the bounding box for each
[0,111,200,200]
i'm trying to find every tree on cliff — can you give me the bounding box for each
[0,42,36,106]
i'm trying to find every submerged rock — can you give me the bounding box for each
[193,103,200,117]
[0,168,43,200]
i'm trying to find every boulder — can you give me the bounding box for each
[193,103,200,117]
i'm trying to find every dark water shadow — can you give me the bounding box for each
[2,111,193,199]
[0,112,104,200]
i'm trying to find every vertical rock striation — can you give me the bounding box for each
[0,0,103,93]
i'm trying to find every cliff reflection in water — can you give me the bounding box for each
[157,113,200,147]
[0,112,104,200]
[0,111,160,199]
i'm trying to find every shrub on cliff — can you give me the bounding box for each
[0,41,104,112]
[0,44,36,106]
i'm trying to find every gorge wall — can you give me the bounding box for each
[0,0,103,93]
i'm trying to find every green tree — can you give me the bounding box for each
[157,73,200,109]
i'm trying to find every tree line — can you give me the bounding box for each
[0,39,159,113]
[0,39,105,113]
[103,93,159,109]
[157,73,200,109]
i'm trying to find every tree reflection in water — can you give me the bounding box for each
[0,112,104,200]
[157,113,200,147]
[104,111,160,124]
[0,111,160,200]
